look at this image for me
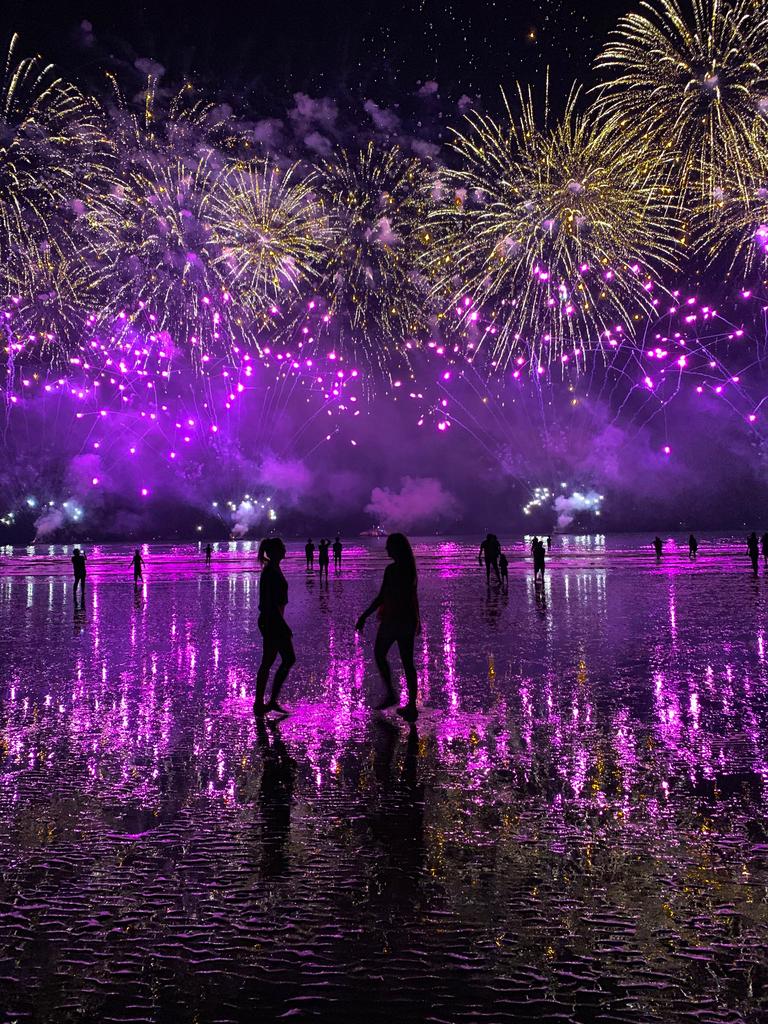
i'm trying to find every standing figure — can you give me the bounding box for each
[255,538,296,716]
[653,536,663,559]
[499,549,509,589]
[318,538,330,581]
[478,533,501,585]
[747,532,760,577]
[71,547,87,600]
[132,548,145,585]
[688,534,698,559]
[533,537,546,582]
[305,538,315,570]
[332,535,343,569]
[546,536,552,553]
[356,533,420,721]
[205,543,213,565]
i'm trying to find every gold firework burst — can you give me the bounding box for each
[426,85,680,367]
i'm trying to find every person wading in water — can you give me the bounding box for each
[356,533,420,722]
[254,538,296,716]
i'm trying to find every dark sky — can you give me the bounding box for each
[6,1,632,101]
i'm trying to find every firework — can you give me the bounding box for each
[104,73,239,159]
[426,86,680,367]
[208,161,327,326]
[87,152,235,360]
[0,35,106,291]
[315,142,432,370]
[695,151,768,277]
[594,0,768,211]
[4,240,98,363]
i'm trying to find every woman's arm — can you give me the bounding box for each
[356,575,386,630]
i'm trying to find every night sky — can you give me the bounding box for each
[6,1,631,102]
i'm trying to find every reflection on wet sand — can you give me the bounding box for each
[0,538,767,1022]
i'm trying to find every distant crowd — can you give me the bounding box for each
[64,529,768,721]
[654,532,768,576]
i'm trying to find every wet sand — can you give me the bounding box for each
[0,536,766,1022]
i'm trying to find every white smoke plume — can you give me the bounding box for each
[554,490,603,528]
[365,476,459,532]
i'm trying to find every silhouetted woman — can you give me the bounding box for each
[653,536,663,559]
[255,538,296,716]
[748,532,760,577]
[688,534,698,559]
[132,548,145,585]
[71,548,87,600]
[318,538,330,580]
[356,533,420,721]
[533,537,545,582]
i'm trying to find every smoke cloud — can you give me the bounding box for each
[231,500,266,539]
[366,476,459,532]
[554,490,603,528]
[257,454,312,501]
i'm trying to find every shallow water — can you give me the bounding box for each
[1,535,767,1023]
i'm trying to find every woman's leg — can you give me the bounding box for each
[255,638,279,711]
[396,632,418,709]
[268,637,296,706]
[374,627,397,704]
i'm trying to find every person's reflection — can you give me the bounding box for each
[156,741,195,824]
[369,721,424,908]
[256,717,295,878]
[318,579,330,614]
[483,585,507,628]
[73,594,87,634]
[534,580,548,616]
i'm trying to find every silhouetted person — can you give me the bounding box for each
[653,536,663,559]
[132,548,145,585]
[332,535,343,569]
[478,533,501,584]
[499,549,509,589]
[762,532,768,566]
[530,535,539,554]
[255,537,295,715]
[318,538,330,581]
[357,532,420,721]
[71,547,87,599]
[256,717,295,878]
[748,532,760,577]
[533,537,545,581]
[305,538,315,570]
[688,534,698,559]
[547,536,552,552]
[205,543,212,565]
